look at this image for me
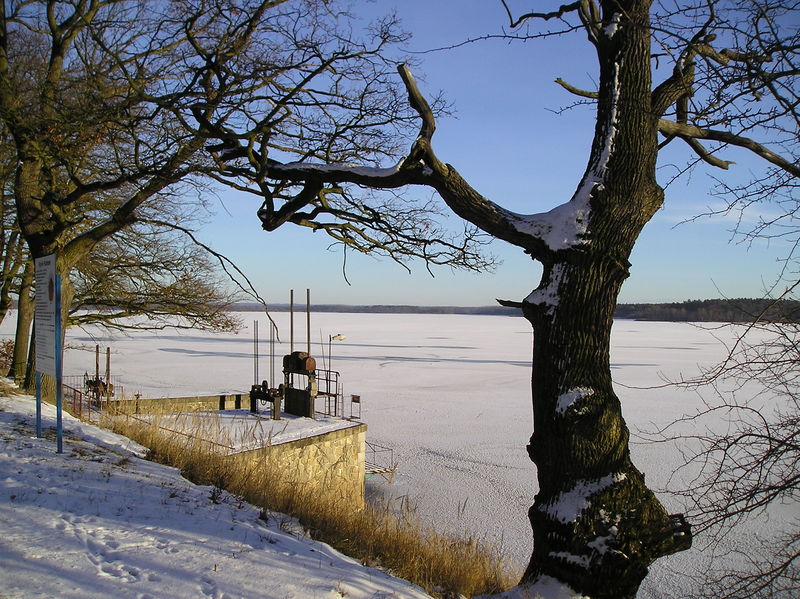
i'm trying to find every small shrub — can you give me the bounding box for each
[0,339,14,380]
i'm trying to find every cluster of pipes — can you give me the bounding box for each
[249,290,320,420]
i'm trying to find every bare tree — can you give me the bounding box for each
[647,3,800,596]
[0,123,26,329]
[648,291,799,598]
[198,1,799,596]
[69,223,242,333]
[0,1,489,383]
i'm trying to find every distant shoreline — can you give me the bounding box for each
[233,298,800,323]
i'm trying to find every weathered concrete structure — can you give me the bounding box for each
[236,421,367,508]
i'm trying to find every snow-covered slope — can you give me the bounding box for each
[0,393,435,599]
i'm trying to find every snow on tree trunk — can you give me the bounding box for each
[516,3,691,596]
[521,259,689,598]
[223,2,709,596]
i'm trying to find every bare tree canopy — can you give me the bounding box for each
[70,223,242,332]
[0,0,491,284]
[0,0,492,384]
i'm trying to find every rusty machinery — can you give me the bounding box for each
[250,350,318,419]
[281,350,317,419]
[249,379,282,418]
[249,290,352,420]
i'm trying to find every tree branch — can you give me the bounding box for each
[657,119,800,178]
[500,0,584,29]
[555,77,598,99]
[676,135,735,170]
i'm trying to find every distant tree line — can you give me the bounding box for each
[614,298,800,323]
[234,298,800,322]
[233,302,518,316]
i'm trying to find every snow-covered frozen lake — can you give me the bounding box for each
[1,311,790,597]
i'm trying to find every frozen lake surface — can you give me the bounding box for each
[3,311,791,597]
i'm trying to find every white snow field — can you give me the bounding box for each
[0,311,793,597]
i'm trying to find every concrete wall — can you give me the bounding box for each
[236,423,367,509]
[114,395,241,414]
[112,398,367,509]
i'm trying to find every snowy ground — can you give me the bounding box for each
[0,312,794,597]
[0,394,434,599]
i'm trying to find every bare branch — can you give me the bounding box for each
[555,77,598,99]
[658,119,800,178]
[500,0,584,29]
[677,135,735,170]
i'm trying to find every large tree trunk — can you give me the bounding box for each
[0,233,26,327]
[517,3,691,595]
[521,258,690,598]
[231,1,701,595]
[22,321,35,392]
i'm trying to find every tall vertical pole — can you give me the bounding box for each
[253,320,259,385]
[270,321,275,386]
[54,273,62,454]
[290,289,294,354]
[35,371,42,438]
[306,288,311,356]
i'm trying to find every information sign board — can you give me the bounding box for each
[34,255,58,376]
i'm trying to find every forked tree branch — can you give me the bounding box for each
[500,0,585,29]
[147,218,278,333]
[679,135,735,170]
[259,64,548,255]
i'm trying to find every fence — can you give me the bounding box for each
[365,440,396,482]
[62,374,124,421]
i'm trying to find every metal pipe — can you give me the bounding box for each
[270,320,275,386]
[253,320,258,385]
[306,288,311,356]
[290,289,294,353]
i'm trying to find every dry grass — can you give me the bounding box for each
[104,411,516,598]
[0,378,17,397]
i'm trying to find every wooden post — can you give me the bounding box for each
[105,347,111,404]
[95,344,100,405]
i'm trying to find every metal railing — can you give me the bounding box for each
[62,374,124,421]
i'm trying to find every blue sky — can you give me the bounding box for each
[201,1,791,307]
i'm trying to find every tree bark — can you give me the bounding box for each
[8,260,33,381]
[0,233,26,327]
[22,320,35,392]
[521,257,689,598]
[516,3,691,595]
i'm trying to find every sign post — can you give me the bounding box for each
[34,254,63,453]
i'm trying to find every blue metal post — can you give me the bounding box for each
[55,274,62,454]
[35,371,42,438]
